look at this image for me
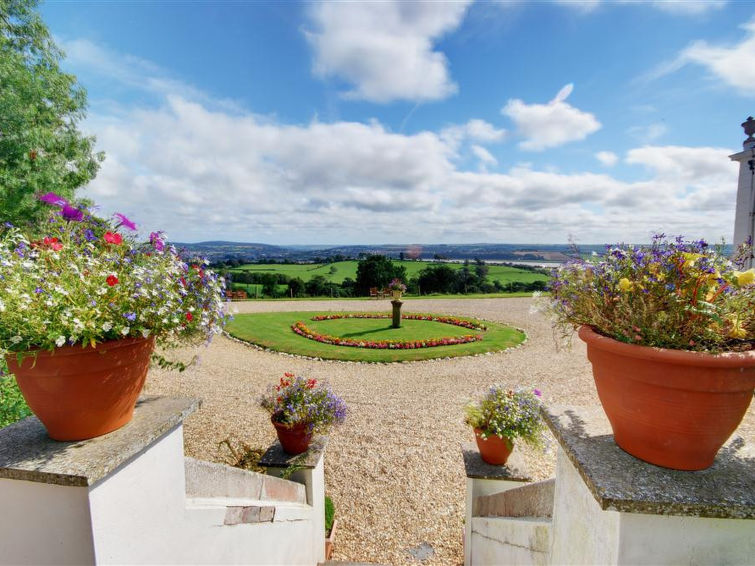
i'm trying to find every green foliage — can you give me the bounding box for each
[325,495,335,534]
[465,386,545,447]
[355,255,407,296]
[0,375,31,428]
[0,0,104,227]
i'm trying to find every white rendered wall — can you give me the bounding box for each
[88,426,319,565]
[0,479,95,565]
[550,448,755,566]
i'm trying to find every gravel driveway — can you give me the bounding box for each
[144,297,755,566]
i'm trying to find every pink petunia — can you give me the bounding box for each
[113,212,137,231]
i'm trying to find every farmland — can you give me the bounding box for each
[229,260,550,285]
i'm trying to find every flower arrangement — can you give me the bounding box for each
[260,373,347,433]
[548,235,755,353]
[292,320,482,349]
[0,193,227,367]
[387,278,407,293]
[464,386,545,447]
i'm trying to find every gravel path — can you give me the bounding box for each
[144,297,754,566]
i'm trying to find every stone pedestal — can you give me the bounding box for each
[391,299,402,328]
[542,405,755,565]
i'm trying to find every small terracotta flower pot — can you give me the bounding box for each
[579,325,755,470]
[6,336,154,441]
[272,417,313,454]
[474,428,514,465]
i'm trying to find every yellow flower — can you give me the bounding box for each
[734,268,755,286]
[618,278,633,292]
[682,252,702,268]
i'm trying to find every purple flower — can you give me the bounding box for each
[534,389,542,397]
[38,192,68,206]
[34,287,44,294]
[3,222,13,228]
[123,312,137,322]
[84,229,97,242]
[113,212,137,231]
[61,204,84,222]
[149,231,165,251]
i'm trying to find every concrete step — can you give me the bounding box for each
[185,457,306,504]
[474,477,555,519]
[186,496,312,525]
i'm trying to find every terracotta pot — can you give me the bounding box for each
[272,417,313,455]
[474,428,514,465]
[579,325,755,470]
[5,336,154,441]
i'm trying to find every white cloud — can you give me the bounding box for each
[304,1,472,103]
[501,84,601,151]
[627,122,668,143]
[675,19,755,93]
[471,145,498,169]
[596,151,618,167]
[74,40,739,245]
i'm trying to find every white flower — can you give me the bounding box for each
[0,300,4,312]
[141,329,150,338]
[55,336,66,347]
[10,335,22,344]
[102,322,113,332]
[121,327,130,335]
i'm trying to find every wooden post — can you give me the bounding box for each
[391,299,402,328]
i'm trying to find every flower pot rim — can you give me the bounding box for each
[578,325,755,368]
[6,335,154,360]
[270,415,312,430]
[473,427,514,445]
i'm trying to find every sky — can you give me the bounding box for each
[40,0,755,245]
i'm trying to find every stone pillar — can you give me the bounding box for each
[729,116,755,268]
[391,299,402,328]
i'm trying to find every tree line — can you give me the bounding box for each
[224,255,548,298]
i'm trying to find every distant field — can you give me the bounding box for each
[229,260,549,285]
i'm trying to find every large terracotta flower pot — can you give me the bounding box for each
[579,326,755,470]
[5,336,154,441]
[474,428,514,465]
[272,417,313,455]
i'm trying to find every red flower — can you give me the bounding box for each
[104,231,123,245]
[42,237,63,251]
[186,312,193,322]
[306,378,317,389]
[106,275,118,287]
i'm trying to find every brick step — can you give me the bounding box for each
[186,496,311,524]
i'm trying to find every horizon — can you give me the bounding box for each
[42,1,752,245]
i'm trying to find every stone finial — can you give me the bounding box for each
[742,116,755,147]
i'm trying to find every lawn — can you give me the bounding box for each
[230,260,549,285]
[226,311,525,362]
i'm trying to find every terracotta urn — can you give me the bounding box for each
[6,336,155,441]
[474,428,514,465]
[272,417,313,454]
[579,325,755,470]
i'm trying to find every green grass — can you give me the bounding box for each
[226,311,525,362]
[231,260,549,285]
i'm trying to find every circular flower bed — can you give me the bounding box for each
[292,313,486,349]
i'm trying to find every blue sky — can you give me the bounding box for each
[41,0,754,245]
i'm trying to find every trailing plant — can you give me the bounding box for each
[0,194,227,367]
[548,235,755,352]
[465,386,545,447]
[0,375,32,428]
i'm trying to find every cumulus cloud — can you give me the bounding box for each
[501,84,601,151]
[304,1,472,103]
[595,151,618,167]
[73,40,739,244]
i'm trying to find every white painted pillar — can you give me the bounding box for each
[730,116,755,268]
